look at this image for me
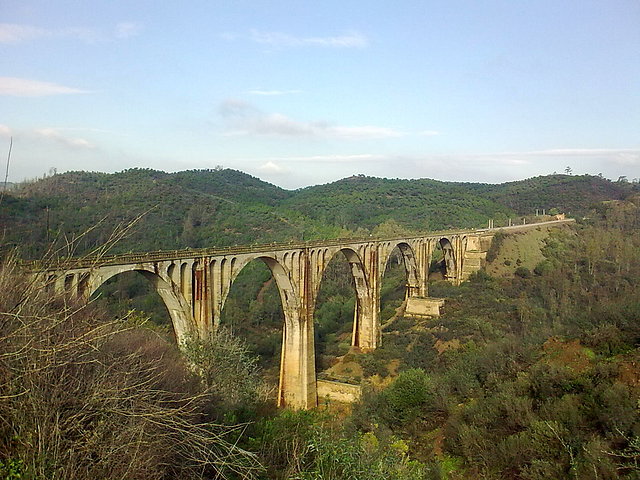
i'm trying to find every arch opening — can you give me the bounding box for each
[90,270,178,344]
[219,258,285,387]
[430,238,456,281]
[380,245,411,324]
[313,250,358,382]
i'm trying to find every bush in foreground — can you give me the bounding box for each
[0,254,261,480]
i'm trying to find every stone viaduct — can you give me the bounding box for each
[35,222,569,409]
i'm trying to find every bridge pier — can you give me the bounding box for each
[278,314,316,408]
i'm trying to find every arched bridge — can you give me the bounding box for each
[34,222,568,409]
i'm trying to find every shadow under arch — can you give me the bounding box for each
[317,247,373,349]
[380,241,421,298]
[438,237,457,280]
[88,267,195,345]
[312,248,358,378]
[224,255,300,330]
[224,254,312,408]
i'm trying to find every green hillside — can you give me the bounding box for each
[1,168,339,258]
[284,175,511,231]
[0,169,635,260]
[485,174,631,214]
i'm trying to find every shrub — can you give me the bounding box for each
[182,327,268,413]
[381,369,433,426]
[486,231,507,263]
[0,255,261,480]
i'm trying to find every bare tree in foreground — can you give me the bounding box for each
[0,252,262,479]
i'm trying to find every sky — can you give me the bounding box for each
[1,0,639,189]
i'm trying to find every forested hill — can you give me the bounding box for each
[1,168,635,258]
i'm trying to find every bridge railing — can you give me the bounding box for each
[23,218,572,272]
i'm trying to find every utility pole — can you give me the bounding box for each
[46,206,50,242]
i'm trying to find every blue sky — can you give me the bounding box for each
[1,0,639,189]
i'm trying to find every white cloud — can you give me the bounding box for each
[492,148,640,158]
[219,99,403,139]
[115,22,143,39]
[262,154,383,164]
[419,130,441,136]
[246,89,302,96]
[290,154,382,163]
[0,22,141,44]
[0,23,46,43]
[327,125,403,139]
[34,128,95,149]
[0,124,12,137]
[0,77,90,96]
[250,30,368,48]
[0,23,97,43]
[608,152,640,166]
[257,161,288,174]
[482,148,640,168]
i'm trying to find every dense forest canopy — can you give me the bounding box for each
[1,169,636,259]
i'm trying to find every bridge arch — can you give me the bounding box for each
[379,241,421,298]
[87,266,195,344]
[223,254,314,407]
[315,247,374,349]
[438,237,457,280]
[225,255,299,328]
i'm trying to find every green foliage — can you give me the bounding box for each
[0,257,261,480]
[514,266,532,278]
[182,328,266,413]
[251,410,321,478]
[0,459,26,480]
[380,369,433,426]
[5,171,630,262]
[357,352,390,377]
[252,410,431,480]
[485,231,507,263]
[349,198,640,478]
[4,171,640,478]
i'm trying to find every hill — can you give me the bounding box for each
[0,169,635,259]
[484,174,631,214]
[1,168,339,258]
[1,169,639,478]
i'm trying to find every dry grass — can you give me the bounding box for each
[0,253,262,479]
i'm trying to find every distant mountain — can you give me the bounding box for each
[1,169,635,259]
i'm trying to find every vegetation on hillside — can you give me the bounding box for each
[2,170,636,260]
[1,170,639,478]
[348,195,640,478]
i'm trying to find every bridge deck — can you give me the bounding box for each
[25,218,574,271]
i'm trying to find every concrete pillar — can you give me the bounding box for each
[278,249,317,409]
[278,314,316,409]
[192,259,213,338]
[418,240,433,297]
[352,245,379,351]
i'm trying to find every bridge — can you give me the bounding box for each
[32,220,571,409]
